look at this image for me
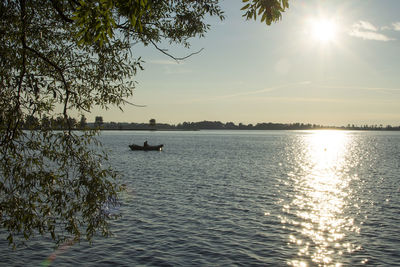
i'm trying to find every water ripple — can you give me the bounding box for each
[1,130,399,266]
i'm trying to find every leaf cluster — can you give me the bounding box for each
[1,130,121,248]
[71,0,226,48]
[0,0,288,248]
[241,0,289,25]
[0,0,226,248]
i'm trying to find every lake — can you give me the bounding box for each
[1,130,400,266]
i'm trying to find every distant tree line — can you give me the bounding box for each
[20,116,400,131]
[88,119,400,131]
[173,121,400,131]
[21,115,88,130]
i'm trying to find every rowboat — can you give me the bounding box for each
[129,144,164,151]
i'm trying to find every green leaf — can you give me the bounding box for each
[241,3,250,10]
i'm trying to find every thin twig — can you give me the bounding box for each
[122,99,147,107]
[150,40,204,62]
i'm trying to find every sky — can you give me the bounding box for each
[88,0,400,126]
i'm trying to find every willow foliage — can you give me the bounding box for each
[0,0,288,248]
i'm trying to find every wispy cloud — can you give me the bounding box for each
[349,31,394,41]
[381,22,400,31]
[148,59,180,65]
[392,22,400,31]
[356,20,378,31]
[188,81,312,103]
[164,67,192,74]
[349,20,395,41]
[319,85,400,96]
[148,59,191,74]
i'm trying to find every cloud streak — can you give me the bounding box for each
[319,85,400,95]
[147,59,191,74]
[149,59,181,65]
[349,20,395,41]
[184,81,312,104]
[211,81,312,100]
[356,20,377,31]
[392,22,400,31]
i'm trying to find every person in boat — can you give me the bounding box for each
[144,140,148,147]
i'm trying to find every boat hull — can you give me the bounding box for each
[129,144,164,151]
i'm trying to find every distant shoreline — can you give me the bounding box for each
[88,121,400,131]
[99,128,200,131]
[22,119,400,131]
[96,128,400,132]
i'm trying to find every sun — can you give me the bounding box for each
[309,18,338,43]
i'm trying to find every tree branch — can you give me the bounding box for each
[150,40,204,62]
[22,44,73,128]
[50,0,74,23]
[5,0,26,146]
[122,99,147,107]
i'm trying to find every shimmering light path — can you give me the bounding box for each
[280,131,365,266]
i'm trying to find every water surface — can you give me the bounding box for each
[1,130,399,266]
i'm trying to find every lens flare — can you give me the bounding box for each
[308,18,338,43]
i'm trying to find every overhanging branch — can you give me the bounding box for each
[122,99,147,107]
[50,0,74,23]
[22,44,73,125]
[150,40,204,62]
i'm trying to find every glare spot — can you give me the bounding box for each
[307,17,339,44]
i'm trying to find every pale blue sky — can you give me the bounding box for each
[90,0,400,126]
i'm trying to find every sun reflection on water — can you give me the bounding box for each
[281,131,361,266]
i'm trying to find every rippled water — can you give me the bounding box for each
[1,130,400,266]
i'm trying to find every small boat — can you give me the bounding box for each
[129,144,164,151]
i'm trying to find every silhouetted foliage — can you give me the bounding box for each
[1,0,290,248]
[94,116,104,128]
[149,119,156,128]
[79,115,87,129]
[241,0,289,25]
